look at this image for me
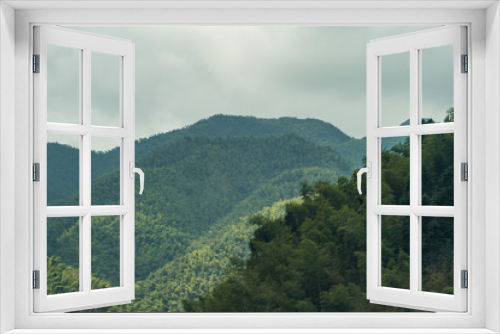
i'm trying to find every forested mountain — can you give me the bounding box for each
[104,199,299,312]
[49,131,353,290]
[185,137,454,312]
[47,143,80,204]
[47,112,454,313]
[47,144,122,205]
[48,115,364,204]
[183,111,454,312]
[135,114,353,158]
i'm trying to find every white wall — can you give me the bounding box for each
[3,4,494,332]
[486,2,500,333]
[0,2,16,333]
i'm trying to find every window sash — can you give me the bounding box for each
[366,26,468,312]
[33,25,136,313]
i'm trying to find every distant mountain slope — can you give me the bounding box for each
[51,134,352,284]
[47,143,80,204]
[333,138,366,167]
[135,115,353,158]
[48,115,362,204]
[47,144,122,205]
[106,198,298,313]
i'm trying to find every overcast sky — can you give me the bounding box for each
[48,26,453,151]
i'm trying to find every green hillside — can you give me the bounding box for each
[185,131,454,312]
[48,115,364,204]
[47,144,121,205]
[104,198,297,312]
[47,256,116,295]
[50,134,352,286]
[46,112,454,313]
[136,114,353,158]
[47,143,80,205]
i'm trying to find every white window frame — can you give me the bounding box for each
[33,25,136,313]
[365,26,468,312]
[1,1,499,333]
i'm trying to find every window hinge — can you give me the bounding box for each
[33,163,40,182]
[461,162,468,181]
[33,54,40,73]
[461,54,468,73]
[33,270,40,289]
[461,270,468,289]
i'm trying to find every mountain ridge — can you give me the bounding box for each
[48,115,364,204]
[51,133,353,285]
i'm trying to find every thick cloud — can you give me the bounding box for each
[49,25,452,151]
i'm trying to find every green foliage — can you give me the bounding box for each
[421,216,454,294]
[186,121,455,311]
[47,143,80,205]
[46,113,454,313]
[422,133,454,206]
[107,199,295,312]
[136,114,353,159]
[381,140,410,205]
[47,256,112,295]
[47,144,122,205]
[48,115,359,204]
[49,134,352,285]
[184,177,391,312]
[333,138,366,168]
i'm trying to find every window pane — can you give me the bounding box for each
[47,217,80,295]
[381,52,410,127]
[421,134,454,206]
[381,137,410,205]
[421,45,454,124]
[91,137,121,206]
[381,215,410,290]
[421,217,454,294]
[47,133,80,206]
[91,216,120,289]
[92,52,121,127]
[47,45,80,124]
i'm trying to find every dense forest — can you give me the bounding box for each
[46,113,454,312]
[183,110,454,312]
[47,115,365,204]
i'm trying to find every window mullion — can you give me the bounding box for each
[409,47,420,294]
[82,48,92,294]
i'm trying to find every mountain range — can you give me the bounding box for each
[47,114,368,312]
[48,115,366,204]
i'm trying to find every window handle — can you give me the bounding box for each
[129,162,145,195]
[357,162,371,195]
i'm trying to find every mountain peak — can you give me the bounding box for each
[185,114,352,144]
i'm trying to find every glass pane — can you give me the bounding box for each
[91,137,121,206]
[47,217,80,295]
[421,45,454,124]
[381,215,410,290]
[91,216,120,289]
[381,137,410,205]
[421,134,454,206]
[47,133,80,206]
[381,52,410,127]
[47,45,80,124]
[421,217,454,294]
[92,52,121,127]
